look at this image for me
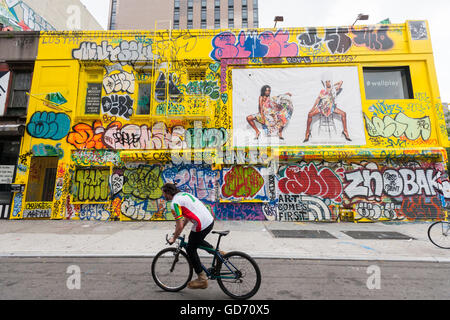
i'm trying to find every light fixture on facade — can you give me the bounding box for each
[273,16,284,28]
[352,13,369,26]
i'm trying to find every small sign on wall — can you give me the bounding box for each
[85,82,102,114]
[0,165,15,184]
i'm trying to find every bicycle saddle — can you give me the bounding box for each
[212,230,230,236]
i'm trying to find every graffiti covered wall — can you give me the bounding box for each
[10,21,450,222]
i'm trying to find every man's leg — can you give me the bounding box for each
[186,222,214,289]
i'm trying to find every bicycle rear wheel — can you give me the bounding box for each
[428,221,450,249]
[216,251,261,300]
[151,247,193,291]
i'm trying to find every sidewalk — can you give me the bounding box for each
[0,219,449,262]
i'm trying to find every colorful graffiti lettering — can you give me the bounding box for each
[221,166,265,199]
[298,27,352,55]
[164,165,218,202]
[364,112,431,141]
[213,203,266,220]
[79,204,111,221]
[72,40,159,66]
[74,168,110,202]
[32,143,64,159]
[103,70,135,94]
[278,164,344,202]
[344,167,442,198]
[400,197,443,221]
[121,166,164,200]
[26,112,71,140]
[210,30,298,60]
[67,120,114,149]
[352,25,394,51]
[102,94,134,120]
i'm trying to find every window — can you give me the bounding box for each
[187,0,193,29]
[201,7,207,20]
[215,0,220,23]
[7,71,32,117]
[136,82,151,115]
[109,0,118,29]
[25,157,58,202]
[188,68,206,81]
[363,67,414,100]
[253,0,258,28]
[242,6,248,19]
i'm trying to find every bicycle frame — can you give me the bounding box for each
[174,235,240,280]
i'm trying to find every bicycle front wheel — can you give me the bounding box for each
[151,247,193,292]
[217,251,261,300]
[428,221,450,249]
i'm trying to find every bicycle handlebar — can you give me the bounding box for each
[165,234,185,245]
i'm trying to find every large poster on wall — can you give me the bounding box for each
[0,71,10,117]
[232,66,366,147]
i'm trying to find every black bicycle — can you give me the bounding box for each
[151,230,261,300]
[428,211,450,249]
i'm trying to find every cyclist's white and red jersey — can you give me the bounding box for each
[171,192,214,232]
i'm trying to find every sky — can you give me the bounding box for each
[80,0,450,102]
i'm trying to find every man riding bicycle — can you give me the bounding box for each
[162,183,216,289]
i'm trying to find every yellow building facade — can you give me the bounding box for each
[10,21,450,222]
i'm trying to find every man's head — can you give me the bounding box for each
[162,183,180,201]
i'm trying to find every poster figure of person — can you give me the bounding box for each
[247,85,293,140]
[303,72,351,142]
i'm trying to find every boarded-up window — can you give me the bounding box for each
[7,71,32,116]
[25,157,58,202]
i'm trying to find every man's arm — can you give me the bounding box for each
[168,218,189,244]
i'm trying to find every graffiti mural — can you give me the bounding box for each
[364,112,431,141]
[73,167,110,202]
[279,164,344,202]
[72,40,159,66]
[27,112,71,140]
[210,30,298,60]
[12,23,447,223]
[101,94,134,120]
[221,166,266,200]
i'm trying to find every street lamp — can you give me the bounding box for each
[352,13,369,26]
[273,16,284,28]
